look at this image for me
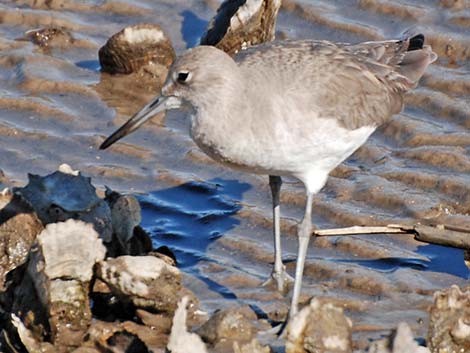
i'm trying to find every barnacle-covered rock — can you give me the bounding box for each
[99,23,176,75]
[428,285,470,352]
[196,306,257,347]
[286,298,353,353]
[12,220,106,350]
[24,27,74,48]
[200,0,281,56]
[0,188,43,291]
[96,255,181,314]
[15,165,113,242]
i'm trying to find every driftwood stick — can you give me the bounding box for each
[414,225,470,250]
[313,225,409,236]
[312,224,470,250]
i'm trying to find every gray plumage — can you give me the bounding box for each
[100,35,437,319]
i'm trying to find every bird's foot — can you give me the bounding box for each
[262,266,294,294]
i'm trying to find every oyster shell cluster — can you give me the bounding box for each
[0,166,188,352]
[428,285,470,351]
[99,23,176,75]
[201,0,282,56]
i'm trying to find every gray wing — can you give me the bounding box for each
[236,39,435,130]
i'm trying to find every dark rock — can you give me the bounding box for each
[106,330,150,353]
[15,166,113,242]
[105,188,143,255]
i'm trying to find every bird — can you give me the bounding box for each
[100,34,437,319]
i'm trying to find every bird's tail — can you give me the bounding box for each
[346,33,437,87]
[397,34,437,86]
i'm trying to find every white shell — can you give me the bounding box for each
[167,296,208,353]
[36,219,106,281]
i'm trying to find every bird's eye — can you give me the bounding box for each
[176,71,191,84]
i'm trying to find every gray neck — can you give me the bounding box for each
[188,71,254,161]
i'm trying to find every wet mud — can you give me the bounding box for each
[0,0,469,350]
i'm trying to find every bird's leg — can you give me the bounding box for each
[262,175,294,293]
[289,191,314,318]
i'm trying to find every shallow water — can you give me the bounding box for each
[1,0,469,348]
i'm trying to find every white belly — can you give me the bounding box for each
[190,111,376,193]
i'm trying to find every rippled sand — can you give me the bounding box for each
[1,0,469,349]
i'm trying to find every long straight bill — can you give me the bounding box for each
[100,95,171,150]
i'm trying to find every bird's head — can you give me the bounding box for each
[99,46,238,150]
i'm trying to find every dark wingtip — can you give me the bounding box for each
[408,34,425,51]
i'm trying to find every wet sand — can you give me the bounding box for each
[0,0,469,349]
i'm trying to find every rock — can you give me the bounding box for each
[0,189,43,291]
[136,309,173,333]
[428,285,470,352]
[201,0,282,56]
[132,280,199,333]
[9,220,106,351]
[96,255,181,314]
[24,27,74,48]
[167,296,208,353]
[9,313,55,353]
[233,339,272,353]
[90,278,136,322]
[196,306,257,346]
[129,225,153,255]
[99,23,176,75]
[368,322,430,353]
[152,246,177,266]
[71,348,101,353]
[33,220,106,349]
[84,320,164,353]
[15,166,113,242]
[105,187,142,254]
[105,330,151,353]
[286,298,353,353]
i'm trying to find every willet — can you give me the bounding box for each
[100,34,437,318]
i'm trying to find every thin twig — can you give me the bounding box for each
[313,225,409,236]
[312,224,470,250]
